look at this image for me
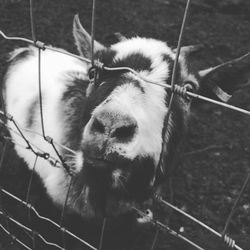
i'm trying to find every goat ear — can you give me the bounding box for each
[113,32,127,42]
[198,52,250,102]
[73,14,105,58]
[174,44,204,57]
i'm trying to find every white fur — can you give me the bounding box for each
[4,37,195,216]
[82,38,174,167]
[112,37,175,63]
[83,75,168,166]
[4,47,88,205]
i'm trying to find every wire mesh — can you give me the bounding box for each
[0,0,250,249]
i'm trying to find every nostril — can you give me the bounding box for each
[92,118,105,134]
[111,124,137,142]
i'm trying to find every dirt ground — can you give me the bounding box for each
[0,0,250,249]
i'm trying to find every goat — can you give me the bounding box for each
[2,15,250,219]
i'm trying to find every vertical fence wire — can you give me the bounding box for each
[132,207,205,250]
[157,0,192,228]
[59,177,73,250]
[37,47,46,138]
[0,140,7,171]
[150,228,160,250]
[0,223,32,250]
[91,0,97,66]
[25,154,38,248]
[0,140,12,247]
[98,217,106,250]
[25,155,38,204]
[89,3,108,250]
[0,187,98,250]
[164,0,191,124]
[29,0,71,176]
[153,195,244,250]
[0,0,249,249]
[29,0,36,42]
[222,172,250,236]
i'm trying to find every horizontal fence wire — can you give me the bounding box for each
[0,114,97,250]
[132,207,205,250]
[0,188,98,250]
[0,210,66,250]
[0,118,65,170]
[0,0,249,249]
[0,223,32,250]
[0,110,77,155]
[153,195,245,250]
[1,31,250,116]
[0,73,247,250]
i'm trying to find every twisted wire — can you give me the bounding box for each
[173,85,189,99]
[0,119,96,249]
[0,30,248,250]
[153,194,243,250]
[132,207,205,250]
[0,120,62,168]
[0,110,77,155]
[0,187,98,250]
[224,234,236,249]
[0,112,74,174]
[1,30,250,116]
[0,0,249,249]
[165,0,191,122]
[32,18,72,176]
[0,211,65,250]
[0,223,32,250]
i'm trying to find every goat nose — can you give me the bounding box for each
[90,111,137,143]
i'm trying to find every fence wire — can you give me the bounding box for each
[0,0,250,249]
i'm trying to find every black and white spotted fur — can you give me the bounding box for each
[3,15,250,218]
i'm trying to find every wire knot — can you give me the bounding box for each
[52,159,60,167]
[36,152,50,159]
[25,203,33,210]
[42,153,50,159]
[223,235,235,248]
[173,85,189,100]
[60,226,67,233]
[34,40,46,50]
[45,136,53,144]
[93,60,104,70]
[6,113,13,121]
[32,230,38,237]
[153,193,162,202]
[10,234,17,242]
[88,66,97,82]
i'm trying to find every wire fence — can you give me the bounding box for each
[0,0,250,249]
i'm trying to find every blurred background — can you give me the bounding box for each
[0,0,250,249]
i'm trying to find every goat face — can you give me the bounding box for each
[4,15,249,219]
[66,17,203,217]
[66,16,249,217]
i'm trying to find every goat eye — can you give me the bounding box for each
[88,67,101,88]
[88,67,96,81]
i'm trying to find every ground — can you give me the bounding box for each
[0,0,250,249]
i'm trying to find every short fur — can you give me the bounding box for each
[3,17,250,218]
